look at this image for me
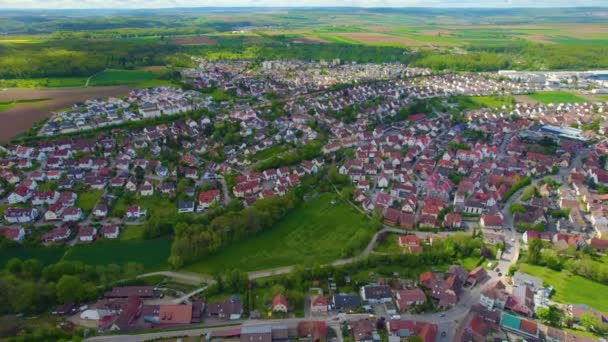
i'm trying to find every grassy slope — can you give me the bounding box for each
[528,91,587,104]
[0,246,66,268]
[63,238,171,270]
[184,193,376,274]
[519,263,608,312]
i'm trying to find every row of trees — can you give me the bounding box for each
[527,238,608,284]
[0,259,145,315]
[168,193,298,267]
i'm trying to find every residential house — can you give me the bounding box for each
[395,289,426,313]
[271,294,289,313]
[360,285,392,304]
[77,227,97,242]
[101,224,120,239]
[4,207,38,224]
[303,295,327,316]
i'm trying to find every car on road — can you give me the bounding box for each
[440,313,446,317]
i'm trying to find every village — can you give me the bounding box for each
[1,59,608,342]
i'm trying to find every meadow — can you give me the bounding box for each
[75,190,104,215]
[62,238,171,270]
[184,193,377,274]
[527,91,587,104]
[88,69,175,87]
[0,246,66,268]
[519,263,608,312]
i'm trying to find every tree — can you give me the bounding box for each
[536,306,561,327]
[527,238,543,265]
[509,203,527,215]
[6,258,22,275]
[580,312,601,331]
[56,275,86,303]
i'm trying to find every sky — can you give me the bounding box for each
[1,0,607,9]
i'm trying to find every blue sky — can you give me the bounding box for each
[1,0,607,9]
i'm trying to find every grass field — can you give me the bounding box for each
[184,193,377,274]
[527,91,587,104]
[120,225,145,240]
[88,69,175,87]
[0,246,66,268]
[519,263,608,312]
[76,190,103,215]
[63,238,171,270]
[0,77,88,88]
[373,233,403,254]
[0,98,49,112]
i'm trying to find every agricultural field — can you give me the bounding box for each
[63,238,171,270]
[0,77,88,88]
[527,91,587,104]
[184,193,377,274]
[519,263,608,312]
[88,69,176,87]
[0,246,66,268]
[0,86,131,143]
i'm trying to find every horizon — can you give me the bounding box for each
[2,1,608,10]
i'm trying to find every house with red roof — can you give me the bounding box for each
[419,272,435,288]
[386,319,437,342]
[480,215,503,230]
[101,224,120,239]
[310,296,328,316]
[42,226,71,243]
[271,294,289,313]
[78,227,97,242]
[198,190,220,210]
[0,227,25,242]
[395,289,426,313]
[443,213,462,229]
[383,208,400,226]
[400,213,416,230]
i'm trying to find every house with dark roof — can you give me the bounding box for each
[360,285,392,303]
[332,293,361,312]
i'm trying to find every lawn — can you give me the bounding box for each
[88,69,174,87]
[63,238,171,270]
[120,225,145,240]
[519,263,608,312]
[76,190,103,215]
[373,233,403,255]
[184,193,377,274]
[527,91,587,104]
[0,246,66,268]
[249,145,289,162]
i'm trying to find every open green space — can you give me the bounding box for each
[249,145,290,162]
[373,233,403,255]
[452,95,516,110]
[120,225,145,240]
[0,98,50,112]
[63,238,171,270]
[76,190,103,214]
[0,246,66,268]
[527,91,587,104]
[88,69,175,87]
[0,78,88,88]
[184,193,377,274]
[519,263,608,312]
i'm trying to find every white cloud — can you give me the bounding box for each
[0,0,606,8]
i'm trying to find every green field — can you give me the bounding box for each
[0,246,66,268]
[184,193,377,274]
[519,263,608,312]
[120,225,145,240]
[0,98,49,112]
[88,69,174,87]
[373,233,403,254]
[0,77,87,88]
[527,91,587,104]
[63,238,171,270]
[76,190,103,214]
